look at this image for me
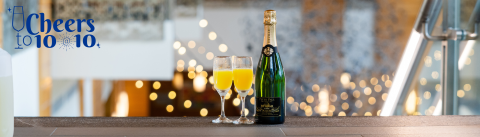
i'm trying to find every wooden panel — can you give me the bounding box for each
[124,80,150,117]
[38,0,52,117]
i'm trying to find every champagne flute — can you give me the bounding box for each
[13,6,25,49]
[232,56,254,124]
[212,56,233,123]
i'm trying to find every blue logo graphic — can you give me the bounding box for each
[9,6,99,50]
[12,6,25,49]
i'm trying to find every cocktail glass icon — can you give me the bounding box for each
[12,6,24,49]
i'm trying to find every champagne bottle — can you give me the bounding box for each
[255,10,285,124]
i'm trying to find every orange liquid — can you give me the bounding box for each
[233,68,253,91]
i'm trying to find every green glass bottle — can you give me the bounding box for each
[255,10,285,124]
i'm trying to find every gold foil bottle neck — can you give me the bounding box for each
[264,10,276,25]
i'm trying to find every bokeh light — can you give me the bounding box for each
[287,96,294,104]
[188,41,196,48]
[209,32,217,40]
[219,44,228,52]
[342,102,349,110]
[135,80,143,88]
[306,95,314,103]
[198,46,206,54]
[206,52,214,60]
[364,87,372,95]
[199,19,208,28]
[457,90,465,98]
[178,47,186,55]
[166,105,174,112]
[312,84,320,92]
[368,97,376,105]
[153,81,161,90]
[200,108,208,116]
[168,91,176,100]
[184,100,192,108]
[173,41,181,49]
[464,84,471,91]
[233,98,240,106]
[149,92,157,101]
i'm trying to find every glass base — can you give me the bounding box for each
[233,117,254,124]
[212,116,233,123]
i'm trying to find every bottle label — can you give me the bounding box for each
[262,45,277,57]
[256,97,281,117]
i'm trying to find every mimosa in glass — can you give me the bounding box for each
[233,56,254,124]
[212,56,233,123]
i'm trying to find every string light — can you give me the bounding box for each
[424,56,432,67]
[196,65,203,73]
[353,90,360,98]
[355,100,362,108]
[248,88,254,95]
[209,32,217,40]
[189,59,197,67]
[135,80,143,88]
[168,91,176,100]
[149,92,158,101]
[329,94,337,102]
[153,81,161,90]
[184,100,192,108]
[198,46,205,54]
[349,82,356,90]
[306,95,314,103]
[464,84,471,91]
[188,41,196,48]
[435,84,441,92]
[432,71,439,79]
[340,92,348,100]
[233,98,241,106]
[219,44,228,52]
[424,91,431,99]
[457,90,465,98]
[188,66,195,72]
[385,80,392,88]
[381,74,389,82]
[287,96,294,104]
[370,77,378,85]
[342,102,349,110]
[359,80,366,88]
[434,50,441,60]
[166,105,174,112]
[291,102,298,112]
[178,47,186,55]
[208,76,214,84]
[199,19,208,28]
[206,52,214,60]
[374,85,382,92]
[173,41,181,49]
[200,108,208,116]
[188,71,196,79]
[405,91,417,114]
[312,84,320,92]
[300,102,306,110]
[382,93,388,101]
[368,97,376,105]
[364,87,372,95]
[177,60,185,67]
[420,78,427,85]
[340,73,351,88]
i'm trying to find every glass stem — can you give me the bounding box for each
[220,96,226,118]
[241,96,246,118]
